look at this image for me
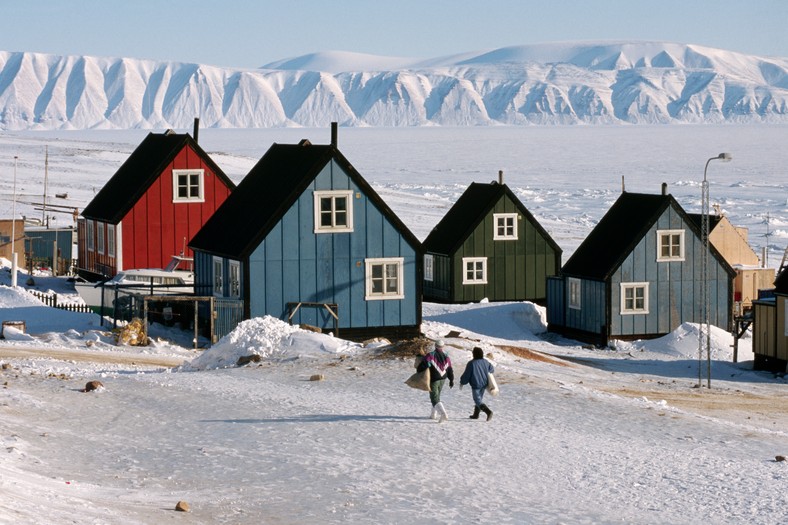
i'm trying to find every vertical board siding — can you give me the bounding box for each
[107,144,231,273]
[448,193,558,303]
[753,302,776,359]
[610,206,731,339]
[546,276,565,326]
[246,160,417,332]
[424,253,451,301]
[777,297,788,360]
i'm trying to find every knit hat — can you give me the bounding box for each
[435,339,445,349]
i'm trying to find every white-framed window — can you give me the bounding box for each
[314,190,353,233]
[107,224,116,258]
[568,278,581,310]
[462,257,487,285]
[365,257,404,300]
[424,254,434,282]
[87,220,94,252]
[213,257,223,296]
[621,282,649,314]
[493,213,518,240]
[229,260,241,298]
[96,222,105,255]
[172,169,205,203]
[656,229,685,262]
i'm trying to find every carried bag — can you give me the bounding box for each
[405,355,431,392]
[405,370,431,391]
[486,372,500,396]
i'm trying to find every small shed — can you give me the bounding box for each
[189,124,422,341]
[422,177,561,304]
[547,188,736,346]
[752,270,788,371]
[24,226,76,275]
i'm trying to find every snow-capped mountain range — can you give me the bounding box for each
[1,41,787,130]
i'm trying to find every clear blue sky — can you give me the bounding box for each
[2,0,786,68]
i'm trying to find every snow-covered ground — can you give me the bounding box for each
[1,126,788,524]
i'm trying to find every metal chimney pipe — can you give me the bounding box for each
[331,122,338,147]
[661,182,667,196]
[498,170,503,184]
[193,117,200,143]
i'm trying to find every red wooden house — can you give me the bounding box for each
[77,130,235,281]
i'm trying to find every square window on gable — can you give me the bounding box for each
[656,229,685,262]
[493,213,518,240]
[173,169,205,203]
[314,190,354,233]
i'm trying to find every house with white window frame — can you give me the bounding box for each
[422,177,561,304]
[189,124,422,341]
[546,187,736,346]
[77,127,234,281]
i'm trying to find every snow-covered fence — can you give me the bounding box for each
[27,290,93,314]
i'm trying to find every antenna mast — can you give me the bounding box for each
[42,146,49,226]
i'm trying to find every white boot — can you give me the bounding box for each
[435,402,448,423]
[430,406,438,420]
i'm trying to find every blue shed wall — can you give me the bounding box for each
[248,160,418,331]
[609,207,731,337]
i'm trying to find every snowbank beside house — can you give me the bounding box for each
[614,322,751,361]
[184,316,363,370]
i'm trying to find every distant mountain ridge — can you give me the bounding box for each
[1,41,786,130]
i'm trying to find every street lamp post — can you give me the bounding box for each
[699,152,732,389]
[11,155,18,287]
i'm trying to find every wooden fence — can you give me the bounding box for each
[27,290,94,314]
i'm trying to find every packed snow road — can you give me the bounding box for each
[2,349,787,525]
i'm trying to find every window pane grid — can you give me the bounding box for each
[315,192,353,232]
[366,258,403,299]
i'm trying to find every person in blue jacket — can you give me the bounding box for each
[460,346,494,421]
[416,339,454,422]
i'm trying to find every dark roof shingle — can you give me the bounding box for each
[561,192,671,280]
[189,141,420,259]
[423,181,560,256]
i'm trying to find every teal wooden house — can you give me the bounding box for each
[189,125,422,341]
[423,177,561,304]
[546,188,736,346]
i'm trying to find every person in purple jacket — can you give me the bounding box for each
[460,346,494,421]
[416,339,454,423]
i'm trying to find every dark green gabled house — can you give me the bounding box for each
[423,179,561,304]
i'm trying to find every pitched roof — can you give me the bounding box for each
[423,181,561,256]
[775,269,788,293]
[685,213,723,232]
[81,132,233,223]
[189,141,421,259]
[563,192,736,281]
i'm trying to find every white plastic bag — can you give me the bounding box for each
[486,372,499,396]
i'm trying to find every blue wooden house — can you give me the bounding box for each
[546,188,736,346]
[189,125,422,341]
[423,177,561,304]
